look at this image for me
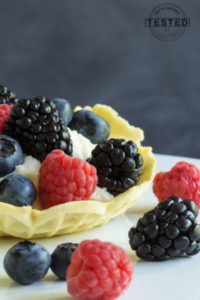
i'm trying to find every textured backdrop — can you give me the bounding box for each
[0,0,199,157]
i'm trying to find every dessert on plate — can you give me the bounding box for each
[0,85,156,238]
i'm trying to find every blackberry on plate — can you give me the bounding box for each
[0,85,18,105]
[88,138,143,195]
[4,97,72,161]
[128,196,200,261]
[51,242,78,280]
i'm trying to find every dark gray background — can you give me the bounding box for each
[0,0,199,157]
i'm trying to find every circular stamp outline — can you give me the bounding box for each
[147,3,189,42]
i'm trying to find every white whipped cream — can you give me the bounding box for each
[14,156,41,188]
[90,187,114,201]
[69,128,96,160]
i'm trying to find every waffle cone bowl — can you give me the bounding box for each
[0,104,156,239]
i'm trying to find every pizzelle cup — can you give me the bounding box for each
[0,104,156,238]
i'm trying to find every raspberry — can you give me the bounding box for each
[67,239,133,300]
[153,161,200,207]
[0,104,12,133]
[39,150,98,208]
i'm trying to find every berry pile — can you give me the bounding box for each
[0,84,144,211]
[129,196,200,261]
[89,138,143,195]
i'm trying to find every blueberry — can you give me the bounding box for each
[51,243,78,280]
[3,241,51,285]
[69,110,110,144]
[52,98,73,125]
[0,134,24,176]
[0,174,36,206]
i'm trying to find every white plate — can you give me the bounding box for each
[1,154,200,300]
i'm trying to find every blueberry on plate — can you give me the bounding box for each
[51,242,78,280]
[0,134,24,176]
[52,98,73,125]
[3,240,51,285]
[68,110,110,144]
[0,174,36,206]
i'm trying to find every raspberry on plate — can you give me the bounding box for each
[39,150,98,208]
[153,161,200,207]
[67,239,133,300]
[0,104,12,133]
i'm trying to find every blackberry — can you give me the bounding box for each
[129,196,200,261]
[88,138,143,195]
[4,97,72,161]
[0,85,18,105]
